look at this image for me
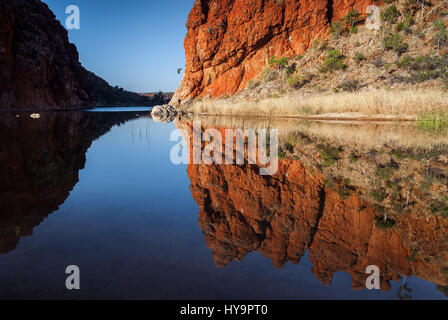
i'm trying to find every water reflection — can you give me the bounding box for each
[0,111,447,299]
[177,116,448,295]
[0,111,146,254]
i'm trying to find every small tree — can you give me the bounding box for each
[434,21,448,52]
[381,5,400,24]
[409,0,431,19]
[384,33,409,56]
[331,20,346,37]
[320,50,348,73]
[269,56,288,68]
[346,9,362,29]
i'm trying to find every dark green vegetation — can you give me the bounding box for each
[374,216,396,230]
[318,144,342,167]
[320,50,348,73]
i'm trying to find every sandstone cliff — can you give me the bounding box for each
[172,0,381,104]
[0,0,152,109]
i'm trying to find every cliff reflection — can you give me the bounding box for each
[0,111,143,254]
[178,116,448,293]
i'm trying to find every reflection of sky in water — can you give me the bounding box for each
[86,107,153,112]
[0,113,446,299]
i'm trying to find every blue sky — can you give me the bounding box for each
[43,0,195,93]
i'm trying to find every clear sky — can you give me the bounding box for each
[43,0,195,93]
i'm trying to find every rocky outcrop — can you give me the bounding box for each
[151,105,178,123]
[0,0,152,109]
[172,0,381,104]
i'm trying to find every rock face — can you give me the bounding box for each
[0,0,151,109]
[172,0,380,104]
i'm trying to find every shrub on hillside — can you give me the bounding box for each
[434,20,448,50]
[381,5,400,24]
[346,9,362,28]
[269,56,288,68]
[384,32,409,55]
[395,54,448,84]
[331,20,346,37]
[320,50,347,73]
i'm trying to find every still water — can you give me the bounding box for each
[0,110,446,299]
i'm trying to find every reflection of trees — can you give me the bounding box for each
[436,285,448,299]
[396,277,413,300]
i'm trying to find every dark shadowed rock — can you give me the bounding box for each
[0,0,153,109]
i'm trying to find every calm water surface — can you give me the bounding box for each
[0,110,446,299]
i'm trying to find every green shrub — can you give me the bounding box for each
[396,55,413,68]
[431,200,448,218]
[384,33,408,55]
[396,54,448,84]
[434,20,448,49]
[331,20,346,37]
[381,5,400,24]
[338,79,361,92]
[377,165,396,181]
[371,189,388,203]
[320,50,347,73]
[346,9,362,28]
[269,56,288,68]
[287,74,303,88]
[396,22,405,32]
[354,52,366,63]
[319,145,342,166]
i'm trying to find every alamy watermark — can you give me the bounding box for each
[170,122,279,176]
[366,5,381,30]
[65,265,80,290]
[65,5,80,30]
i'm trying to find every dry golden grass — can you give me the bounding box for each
[187,89,448,118]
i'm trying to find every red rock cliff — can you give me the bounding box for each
[172,0,380,104]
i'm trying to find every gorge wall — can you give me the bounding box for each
[172,0,381,104]
[0,0,152,109]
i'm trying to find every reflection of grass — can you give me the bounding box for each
[370,189,387,203]
[374,216,396,230]
[186,116,448,150]
[319,145,341,167]
[418,113,448,133]
[436,285,448,298]
[187,89,448,118]
[377,165,396,181]
[430,199,448,218]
